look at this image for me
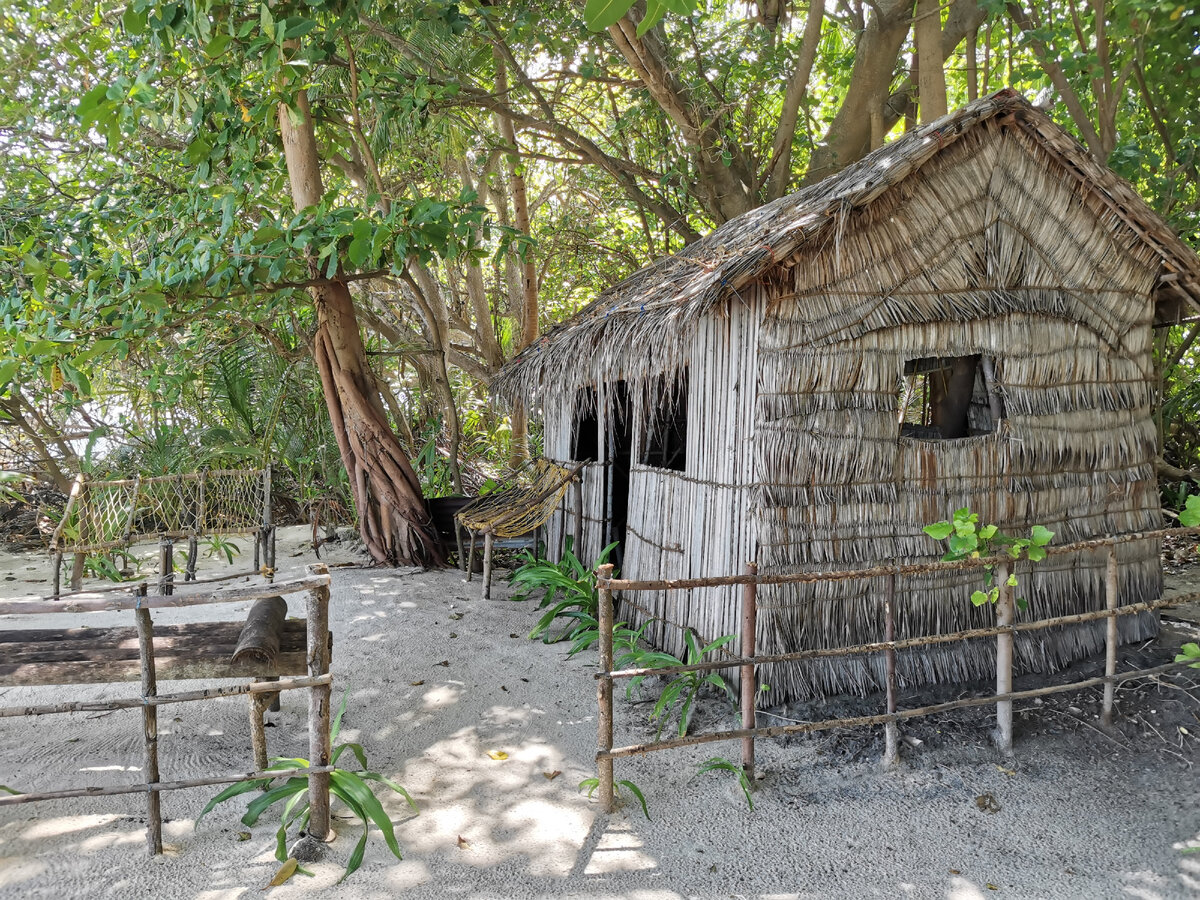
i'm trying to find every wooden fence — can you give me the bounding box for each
[49,468,276,597]
[0,570,333,856]
[592,526,1200,812]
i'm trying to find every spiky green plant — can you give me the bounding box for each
[696,756,754,810]
[578,776,650,819]
[196,694,416,882]
[622,630,738,738]
[507,538,618,643]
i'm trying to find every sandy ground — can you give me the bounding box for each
[0,526,1197,899]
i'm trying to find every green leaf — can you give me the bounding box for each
[583,0,635,31]
[1176,642,1200,668]
[617,779,650,820]
[195,778,270,826]
[923,521,953,541]
[330,770,402,860]
[1026,545,1046,562]
[1180,494,1200,528]
[1006,573,1018,586]
[635,0,667,35]
[1029,525,1054,546]
[242,778,307,826]
[970,590,989,606]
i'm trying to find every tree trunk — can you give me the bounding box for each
[278,88,442,566]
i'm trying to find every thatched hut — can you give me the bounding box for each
[494,90,1200,700]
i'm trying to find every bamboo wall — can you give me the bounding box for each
[753,123,1164,698]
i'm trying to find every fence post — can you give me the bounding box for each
[573,477,584,552]
[262,467,275,582]
[481,531,494,600]
[133,583,163,856]
[157,537,174,596]
[994,560,1014,755]
[740,562,758,779]
[596,562,615,813]
[1102,546,1119,726]
[883,571,899,768]
[305,564,332,841]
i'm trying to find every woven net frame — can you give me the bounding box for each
[456,460,582,538]
[53,469,268,553]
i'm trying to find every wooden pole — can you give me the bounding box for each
[597,563,615,813]
[157,537,174,596]
[249,692,270,772]
[52,550,62,599]
[465,529,476,582]
[481,531,494,601]
[0,675,333,719]
[573,477,584,554]
[994,560,1014,755]
[185,535,198,582]
[1102,546,1120,726]
[305,564,332,842]
[134,585,163,855]
[262,468,275,582]
[740,562,757,779]
[883,572,899,768]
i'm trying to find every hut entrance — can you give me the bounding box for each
[606,381,634,568]
[899,355,1005,439]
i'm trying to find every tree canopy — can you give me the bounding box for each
[2,0,1198,558]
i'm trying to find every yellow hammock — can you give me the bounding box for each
[456,459,583,599]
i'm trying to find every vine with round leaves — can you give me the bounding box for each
[923,508,1054,611]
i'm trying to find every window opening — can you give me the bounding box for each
[570,387,599,462]
[899,355,1004,439]
[641,373,688,472]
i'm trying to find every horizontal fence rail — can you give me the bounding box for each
[591,527,1198,812]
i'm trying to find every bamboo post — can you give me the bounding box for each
[1102,546,1119,726]
[455,518,465,572]
[994,560,1014,755]
[740,562,758,779]
[481,531,494,600]
[883,572,899,768]
[185,535,198,582]
[133,584,163,856]
[249,692,270,772]
[597,563,615,813]
[157,537,174,596]
[465,529,476,582]
[262,468,274,582]
[573,477,584,553]
[557,501,567,561]
[304,563,332,842]
[70,553,85,592]
[52,550,62,598]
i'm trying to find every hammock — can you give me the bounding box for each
[456,459,583,538]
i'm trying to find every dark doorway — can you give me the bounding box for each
[606,381,634,569]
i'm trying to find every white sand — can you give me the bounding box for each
[0,527,1197,899]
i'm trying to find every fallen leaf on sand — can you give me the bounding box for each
[948,869,961,875]
[509,633,520,639]
[449,612,464,620]
[457,835,471,850]
[237,831,252,842]
[975,792,1001,813]
[410,680,425,686]
[487,750,509,760]
[266,857,298,888]
[436,660,450,667]
[543,771,561,780]
[996,765,1016,776]
[985,883,999,891]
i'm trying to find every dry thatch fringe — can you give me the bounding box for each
[494,89,1200,408]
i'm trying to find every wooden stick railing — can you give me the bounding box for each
[592,526,1192,809]
[0,567,334,857]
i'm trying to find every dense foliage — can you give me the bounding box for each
[2,0,1197,530]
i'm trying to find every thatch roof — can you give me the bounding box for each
[496,89,1200,404]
